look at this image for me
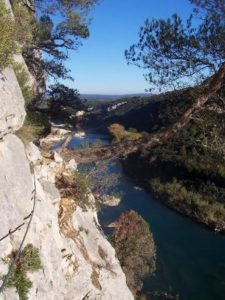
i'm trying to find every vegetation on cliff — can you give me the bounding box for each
[5,244,42,300]
[118,89,225,231]
[111,210,156,296]
[0,0,33,69]
[20,0,99,81]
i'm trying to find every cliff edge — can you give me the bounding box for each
[0,65,133,300]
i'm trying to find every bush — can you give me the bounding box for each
[108,123,142,143]
[11,2,35,47]
[0,0,35,69]
[111,210,156,296]
[47,84,86,121]
[5,244,42,300]
[0,0,18,68]
[13,62,35,103]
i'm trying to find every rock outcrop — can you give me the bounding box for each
[0,47,133,300]
[0,68,26,138]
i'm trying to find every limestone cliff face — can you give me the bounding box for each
[0,68,26,137]
[0,1,133,295]
[0,64,133,300]
[4,0,46,95]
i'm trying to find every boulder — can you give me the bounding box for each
[100,195,121,206]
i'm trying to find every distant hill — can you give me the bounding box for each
[80,93,150,101]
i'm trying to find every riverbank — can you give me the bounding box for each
[122,152,225,235]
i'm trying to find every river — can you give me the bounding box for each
[68,131,225,300]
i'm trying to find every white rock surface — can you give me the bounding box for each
[53,151,63,163]
[51,127,71,136]
[66,159,78,171]
[75,110,85,117]
[0,135,34,246]
[25,142,42,162]
[0,138,133,300]
[107,101,127,112]
[0,68,26,137]
[74,131,86,138]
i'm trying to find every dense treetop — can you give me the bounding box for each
[10,0,99,80]
[125,0,225,91]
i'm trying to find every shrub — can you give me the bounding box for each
[111,210,156,296]
[108,123,142,143]
[11,2,36,47]
[5,244,42,300]
[13,62,35,103]
[108,123,126,143]
[47,84,86,121]
[0,0,35,69]
[0,0,18,68]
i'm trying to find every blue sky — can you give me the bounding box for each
[64,0,193,94]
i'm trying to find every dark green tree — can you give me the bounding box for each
[47,83,86,119]
[13,0,99,80]
[36,0,99,79]
[125,0,225,92]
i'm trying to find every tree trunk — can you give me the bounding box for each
[61,63,225,164]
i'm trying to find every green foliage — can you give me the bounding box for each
[80,139,91,149]
[84,89,195,133]
[17,110,51,142]
[5,244,42,300]
[74,171,92,211]
[33,0,99,79]
[108,123,142,143]
[0,0,98,80]
[123,105,225,228]
[125,0,225,91]
[47,83,86,121]
[102,88,225,230]
[0,0,18,68]
[111,210,156,295]
[150,178,225,225]
[44,60,73,81]
[13,63,35,103]
[11,2,36,46]
[0,0,37,69]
